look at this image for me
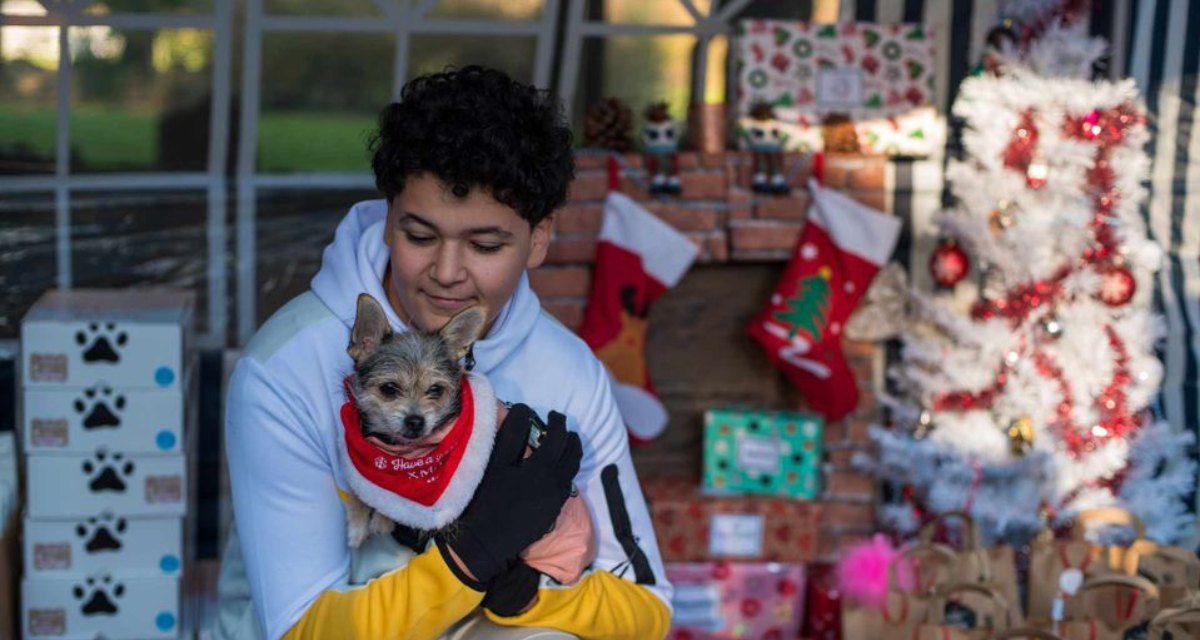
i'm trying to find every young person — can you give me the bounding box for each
[216,66,672,640]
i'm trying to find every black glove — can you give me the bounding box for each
[481,562,542,617]
[437,404,581,586]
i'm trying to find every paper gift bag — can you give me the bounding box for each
[1028,508,1146,626]
[1137,545,1200,609]
[842,543,958,640]
[918,511,1023,627]
[914,582,1014,640]
[1060,574,1160,640]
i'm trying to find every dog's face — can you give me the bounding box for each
[347,294,487,452]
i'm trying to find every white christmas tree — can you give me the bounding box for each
[853,19,1196,544]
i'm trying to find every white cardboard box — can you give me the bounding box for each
[21,289,193,391]
[23,386,184,454]
[24,515,183,580]
[23,575,181,639]
[28,453,187,518]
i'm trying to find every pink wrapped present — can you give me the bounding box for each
[668,561,806,640]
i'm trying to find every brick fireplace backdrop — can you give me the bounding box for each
[532,151,888,561]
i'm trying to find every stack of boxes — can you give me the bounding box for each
[648,408,825,640]
[19,290,194,640]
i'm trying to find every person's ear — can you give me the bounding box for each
[526,214,555,269]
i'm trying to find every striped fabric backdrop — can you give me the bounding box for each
[828,0,1200,512]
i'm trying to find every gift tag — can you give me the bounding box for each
[709,514,765,558]
[1059,568,1084,595]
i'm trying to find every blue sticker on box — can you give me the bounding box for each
[154,366,175,387]
[156,431,176,451]
[160,554,180,573]
[156,611,176,631]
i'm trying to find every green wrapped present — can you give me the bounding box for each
[702,408,823,499]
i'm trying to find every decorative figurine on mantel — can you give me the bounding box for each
[641,102,682,195]
[743,101,790,194]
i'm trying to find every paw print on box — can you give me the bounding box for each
[75,322,128,364]
[82,451,135,493]
[76,514,127,553]
[73,385,125,430]
[73,575,124,616]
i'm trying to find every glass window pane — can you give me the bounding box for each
[0,194,56,338]
[0,26,58,175]
[257,33,391,172]
[408,35,535,85]
[0,0,47,15]
[574,34,697,142]
[69,27,216,173]
[255,189,378,325]
[587,0,710,25]
[264,0,385,18]
[85,0,215,15]
[424,0,542,21]
[71,190,212,335]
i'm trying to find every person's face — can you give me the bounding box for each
[383,173,554,333]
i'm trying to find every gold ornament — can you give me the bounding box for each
[988,200,1016,234]
[1008,416,1034,455]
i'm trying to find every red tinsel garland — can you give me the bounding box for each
[930,103,1148,459]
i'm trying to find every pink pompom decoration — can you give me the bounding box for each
[835,534,913,607]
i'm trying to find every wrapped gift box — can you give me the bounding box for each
[703,408,823,499]
[667,561,806,640]
[735,20,943,157]
[645,477,820,562]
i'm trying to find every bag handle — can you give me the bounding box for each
[1149,602,1200,639]
[918,510,981,551]
[1078,573,1160,600]
[990,629,1064,640]
[1073,507,1147,542]
[890,543,959,593]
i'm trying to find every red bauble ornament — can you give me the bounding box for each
[1098,264,1136,306]
[930,240,970,288]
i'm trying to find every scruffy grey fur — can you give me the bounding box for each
[343,293,488,547]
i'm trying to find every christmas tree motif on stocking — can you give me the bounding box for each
[580,191,699,442]
[748,179,900,420]
[775,267,832,341]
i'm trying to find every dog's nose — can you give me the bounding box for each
[403,415,425,432]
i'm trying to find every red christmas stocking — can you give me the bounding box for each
[579,190,699,442]
[747,179,901,420]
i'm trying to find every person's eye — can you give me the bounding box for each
[426,384,444,399]
[404,232,436,245]
[472,243,503,254]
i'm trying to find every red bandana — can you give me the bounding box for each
[340,376,475,507]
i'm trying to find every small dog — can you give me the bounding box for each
[342,293,488,547]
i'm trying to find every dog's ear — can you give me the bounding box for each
[439,304,488,362]
[349,294,392,364]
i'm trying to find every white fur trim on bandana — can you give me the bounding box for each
[337,372,498,531]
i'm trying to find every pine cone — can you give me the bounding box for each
[584,97,634,152]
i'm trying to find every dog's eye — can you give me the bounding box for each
[426,384,444,399]
[379,382,400,398]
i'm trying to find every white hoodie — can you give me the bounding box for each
[217,200,671,640]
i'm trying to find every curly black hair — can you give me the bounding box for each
[369,66,575,227]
